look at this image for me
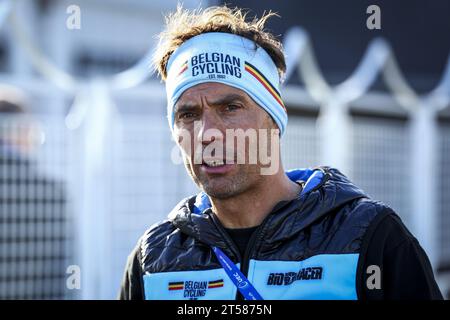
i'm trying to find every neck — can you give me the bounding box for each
[210,168,301,229]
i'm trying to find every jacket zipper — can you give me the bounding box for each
[236,197,304,300]
[207,209,243,262]
[207,209,268,300]
[237,215,271,300]
[204,171,328,299]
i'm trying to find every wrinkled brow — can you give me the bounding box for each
[175,93,247,113]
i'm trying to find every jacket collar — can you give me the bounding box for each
[168,166,367,247]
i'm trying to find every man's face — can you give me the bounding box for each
[173,82,277,199]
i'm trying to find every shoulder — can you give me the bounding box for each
[139,195,192,245]
[320,196,399,253]
[138,196,200,269]
[362,207,416,250]
[120,220,176,282]
[355,206,443,300]
[347,197,414,247]
[337,196,396,231]
[141,219,177,248]
[140,219,177,255]
[355,200,417,269]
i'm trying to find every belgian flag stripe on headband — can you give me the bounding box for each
[168,281,184,290]
[244,61,286,112]
[208,279,224,288]
[178,61,188,76]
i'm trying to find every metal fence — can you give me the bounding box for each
[0,114,70,299]
[0,0,449,299]
[0,85,449,299]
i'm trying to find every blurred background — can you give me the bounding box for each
[0,0,449,299]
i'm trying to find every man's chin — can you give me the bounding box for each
[197,176,240,199]
[190,166,254,199]
[201,187,237,200]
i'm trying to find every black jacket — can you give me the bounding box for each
[119,167,443,300]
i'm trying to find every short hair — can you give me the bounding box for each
[153,5,286,82]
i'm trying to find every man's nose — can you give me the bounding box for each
[197,109,224,145]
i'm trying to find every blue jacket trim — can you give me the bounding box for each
[192,168,324,214]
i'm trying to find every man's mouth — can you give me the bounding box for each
[203,159,225,167]
[200,158,235,174]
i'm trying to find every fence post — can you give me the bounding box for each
[317,100,353,178]
[410,105,439,268]
[68,80,120,299]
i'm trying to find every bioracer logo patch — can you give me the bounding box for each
[267,267,323,286]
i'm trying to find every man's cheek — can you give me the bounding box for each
[174,129,194,159]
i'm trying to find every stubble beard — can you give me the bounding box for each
[184,157,260,200]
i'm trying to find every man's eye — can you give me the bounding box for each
[179,112,197,119]
[225,104,241,112]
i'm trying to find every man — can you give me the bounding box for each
[0,85,68,299]
[119,6,443,300]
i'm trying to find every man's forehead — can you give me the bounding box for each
[175,82,250,108]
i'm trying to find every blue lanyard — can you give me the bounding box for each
[212,246,263,300]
